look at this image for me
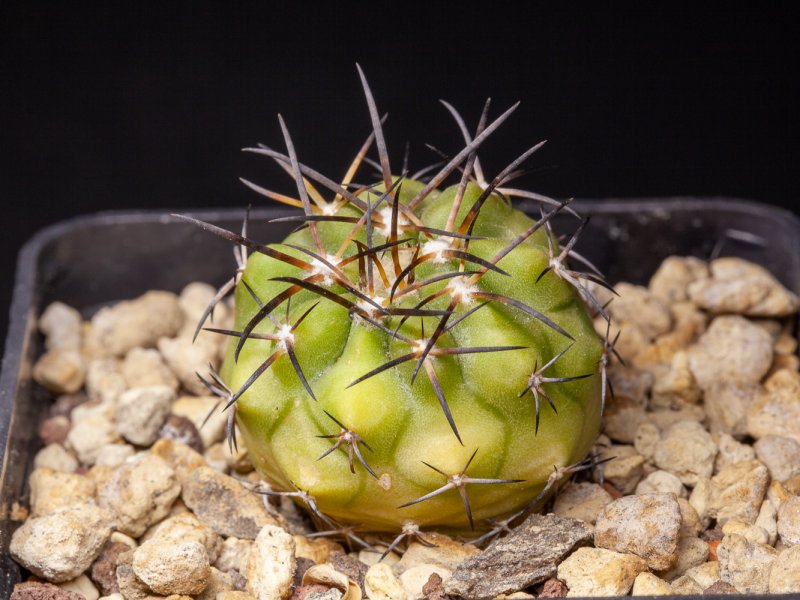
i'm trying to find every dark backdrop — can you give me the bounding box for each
[1,4,798,344]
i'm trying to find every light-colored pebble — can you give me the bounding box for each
[171,395,228,449]
[769,545,800,593]
[683,561,720,589]
[687,315,773,391]
[85,290,184,357]
[392,532,478,575]
[215,537,253,573]
[196,567,234,600]
[141,511,222,563]
[645,405,705,431]
[121,347,179,391]
[293,536,344,564]
[40,301,83,350]
[657,536,709,581]
[756,498,779,545]
[9,502,113,582]
[747,371,800,443]
[631,571,672,596]
[633,423,660,460]
[556,547,647,597]
[182,466,279,539]
[754,435,800,481]
[400,565,451,600]
[246,525,296,600]
[653,421,717,486]
[669,575,703,595]
[365,563,406,600]
[33,349,86,394]
[66,402,119,465]
[552,482,614,526]
[97,453,181,537]
[594,493,681,570]
[704,381,762,438]
[689,460,769,527]
[717,533,777,594]
[777,495,800,545]
[597,445,645,494]
[609,283,673,340]
[602,400,648,445]
[29,468,95,517]
[635,470,687,498]
[116,385,175,446]
[204,442,230,473]
[721,517,770,545]
[94,443,136,468]
[648,256,709,303]
[650,351,701,409]
[132,537,211,596]
[33,443,79,473]
[714,433,756,473]
[85,358,128,404]
[158,337,218,396]
[687,257,799,317]
[57,574,100,600]
[677,498,703,538]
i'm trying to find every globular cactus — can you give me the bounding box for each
[180,66,616,543]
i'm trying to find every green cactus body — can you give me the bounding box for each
[219,177,604,534]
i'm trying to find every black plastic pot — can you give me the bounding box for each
[2,199,799,598]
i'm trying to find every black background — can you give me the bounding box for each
[1,4,799,344]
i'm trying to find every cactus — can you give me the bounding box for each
[179,66,615,541]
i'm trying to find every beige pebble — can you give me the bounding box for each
[653,421,717,487]
[132,537,211,596]
[85,358,128,404]
[717,533,777,594]
[399,564,451,600]
[557,547,647,597]
[689,460,769,527]
[33,443,79,473]
[631,571,672,596]
[365,563,407,600]
[246,525,296,600]
[122,347,179,391]
[40,301,83,350]
[29,467,95,517]
[66,402,120,465]
[769,545,800,593]
[116,385,175,446]
[33,348,86,394]
[57,574,100,600]
[171,395,228,449]
[553,482,614,526]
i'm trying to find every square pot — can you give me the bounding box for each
[2,199,799,598]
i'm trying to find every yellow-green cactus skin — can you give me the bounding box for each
[192,68,608,538]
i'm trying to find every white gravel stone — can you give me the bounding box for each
[85,358,128,404]
[594,493,682,570]
[756,498,779,545]
[365,563,406,600]
[747,370,800,443]
[631,571,673,596]
[687,315,773,391]
[158,336,219,396]
[393,532,479,575]
[196,567,234,600]
[635,470,687,498]
[171,395,228,449]
[85,290,184,357]
[116,385,174,446]
[683,561,720,589]
[121,347,179,391]
[653,421,717,486]
[687,257,799,317]
[556,547,647,597]
[94,443,136,467]
[754,436,800,481]
[704,380,762,438]
[633,423,661,460]
[400,565,451,600]
[721,517,770,545]
[142,511,222,564]
[39,301,84,350]
[33,348,86,394]
[645,405,706,431]
[29,467,95,516]
[57,574,100,600]
[657,536,709,582]
[677,498,703,538]
[717,533,777,594]
[597,445,645,494]
[609,283,673,340]
[714,433,756,473]
[769,545,800,593]
[777,495,800,545]
[9,502,113,582]
[97,453,181,537]
[246,524,296,600]
[669,575,703,595]
[689,460,769,527]
[66,402,119,465]
[215,536,253,574]
[552,482,614,526]
[650,351,701,409]
[648,256,709,303]
[132,537,211,596]
[33,443,79,473]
